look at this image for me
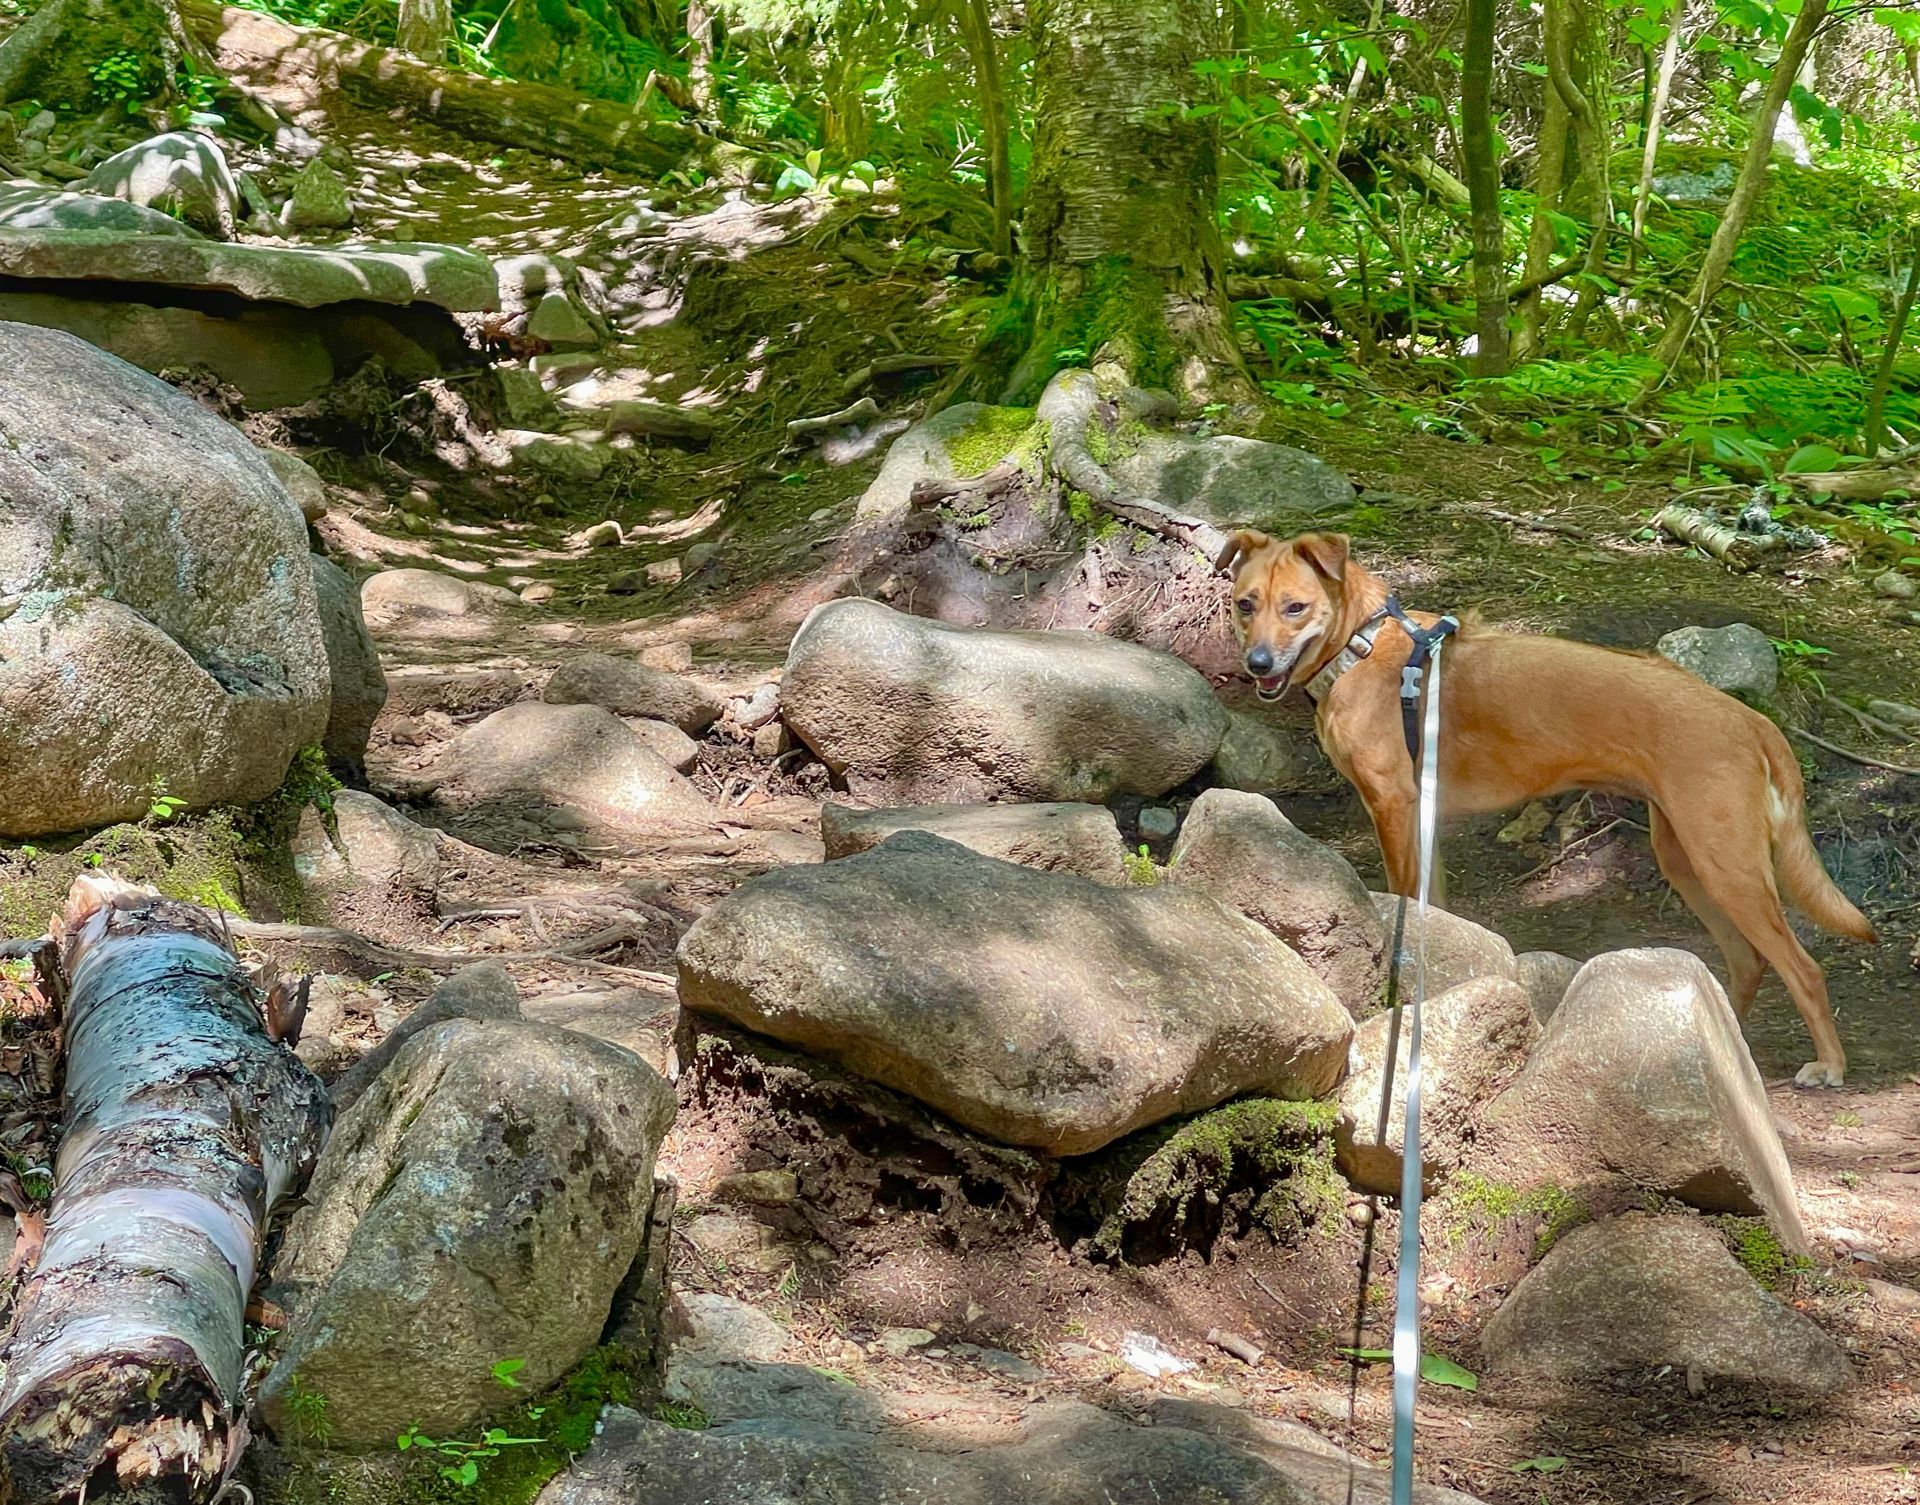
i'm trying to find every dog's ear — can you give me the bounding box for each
[1214,527,1270,577]
[1294,532,1350,582]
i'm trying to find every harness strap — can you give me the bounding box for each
[1382,597,1459,761]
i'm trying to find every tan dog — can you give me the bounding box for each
[1218,528,1875,1086]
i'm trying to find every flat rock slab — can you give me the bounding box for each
[0,228,498,310]
[542,652,724,732]
[1474,949,1808,1250]
[783,597,1229,803]
[538,1391,1482,1505]
[0,182,202,235]
[677,831,1352,1155]
[1481,1214,1851,1393]
[1170,789,1386,1015]
[821,800,1130,885]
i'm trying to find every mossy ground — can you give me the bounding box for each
[1440,1170,1588,1258]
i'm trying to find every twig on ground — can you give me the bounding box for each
[1789,726,1920,777]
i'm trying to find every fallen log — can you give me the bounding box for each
[1651,502,1779,571]
[179,0,699,177]
[0,877,330,1504]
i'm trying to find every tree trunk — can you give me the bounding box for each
[396,0,452,61]
[685,0,716,113]
[1512,1,1571,362]
[0,877,329,1503]
[959,0,1013,260]
[1552,0,1613,339]
[0,0,186,115]
[998,0,1252,406]
[1648,0,1830,378]
[1460,0,1509,375]
[1867,245,1920,456]
[1631,2,1685,266]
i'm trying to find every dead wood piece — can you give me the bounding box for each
[1789,726,1920,778]
[228,917,657,973]
[1454,504,1591,539]
[1205,1328,1265,1365]
[786,396,880,442]
[180,0,697,176]
[1791,465,1920,500]
[839,354,960,399]
[907,458,1024,510]
[1651,503,1779,570]
[601,400,718,444]
[0,876,330,1503]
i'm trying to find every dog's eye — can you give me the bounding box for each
[1236,597,1255,615]
[1284,601,1309,618]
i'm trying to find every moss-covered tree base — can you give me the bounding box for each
[0,0,183,118]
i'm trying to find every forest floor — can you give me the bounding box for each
[10,57,1920,1503]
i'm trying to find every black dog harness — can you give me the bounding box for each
[1303,595,1459,760]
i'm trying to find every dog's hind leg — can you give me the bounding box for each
[1661,799,1847,1087]
[1648,803,1767,1015]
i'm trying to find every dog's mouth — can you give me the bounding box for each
[1255,674,1288,702]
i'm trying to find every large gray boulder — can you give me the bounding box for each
[309,555,386,770]
[1336,977,1539,1195]
[0,229,497,311]
[1655,622,1778,700]
[81,131,241,238]
[0,323,328,837]
[855,402,1039,519]
[1481,1214,1851,1394]
[259,1017,675,1445]
[1108,430,1355,534]
[541,652,724,732]
[1369,894,1518,993]
[783,598,1229,804]
[1514,950,1581,1025]
[1169,790,1386,1015]
[292,790,440,907]
[821,801,1130,885]
[677,832,1352,1155]
[1474,949,1808,1250]
[537,1390,1482,1505]
[0,182,202,235]
[329,962,518,1114]
[427,702,710,831]
[360,566,520,625]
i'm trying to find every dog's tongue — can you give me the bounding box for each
[1256,675,1286,700]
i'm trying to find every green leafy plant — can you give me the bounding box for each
[397,1424,544,1487]
[284,1377,332,1445]
[1121,843,1160,886]
[1338,1347,1479,1390]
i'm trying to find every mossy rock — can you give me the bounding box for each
[1054,1096,1342,1264]
[855,403,1044,520]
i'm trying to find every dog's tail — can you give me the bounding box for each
[1763,731,1878,942]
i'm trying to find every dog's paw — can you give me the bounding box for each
[1793,1060,1846,1088]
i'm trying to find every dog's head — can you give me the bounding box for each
[1214,529,1350,701]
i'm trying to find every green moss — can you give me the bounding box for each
[1006,258,1185,404]
[943,404,1041,478]
[1443,1171,1587,1256]
[1079,1097,1342,1262]
[1714,1215,1812,1291]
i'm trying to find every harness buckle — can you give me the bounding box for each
[1400,664,1423,700]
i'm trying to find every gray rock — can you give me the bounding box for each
[666,1292,790,1362]
[541,653,724,732]
[1475,949,1808,1250]
[730,681,781,732]
[1209,709,1327,792]
[1873,570,1916,601]
[292,789,439,899]
[1514,950,1581,1025]
[1108,430,1355,534]
[308,555,387,770]
[360,567,517,624]
[950,1343,1045,1383]
[1481,1214,1850,1393]
[880,1327,937,1359]
[535,1393,1483,1505]
[676,832,1352,1155]
[260,1018,675,1444]
[526,291,598,350]
[429,702,709,831]
[783,598,1229,804]
[81,131,240,238]
[493,366,560,430]
[856,402,1036,519]
[500,428,610,482]
[821,801,1129,885]
[521,987,672,1073]
[1171,790,1387,1016]
[282,157,354,230]
[265,450,330,522]
[1369,894,1518,993]
[641,642,695,673]
[1655,622,1778,700]
[627,716,699,773]
[1651,160,1736,206]
[0,323,327,838]
[331,961,521,1113]
[0,181,203,235]
[1336,977,1539,1194]
[0,229,497,311]
[714,1170,798,1205]
[1137,806,1178,842]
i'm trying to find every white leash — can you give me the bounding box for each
[1389,632,1446,1505]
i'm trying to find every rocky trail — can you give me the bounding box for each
[2,15,1920,1503]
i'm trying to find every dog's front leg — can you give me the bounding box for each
[1350,756,1420,896]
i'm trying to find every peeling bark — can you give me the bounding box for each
[1001,0,1252,407]
[1460,0,1509,376]
[0,878,329,1505]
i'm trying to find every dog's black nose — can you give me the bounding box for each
[1245,645,1274,676]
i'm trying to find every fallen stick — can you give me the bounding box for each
[1205,1328,1266,1366]
[786,396,880,442]
[0,877,330,1502]
[839,354,960,399]
[1789,726,1920,777]
[1651,502,1778,570]
[1457,504,1592,540]
[908,458,1024,509]
[227,917,659,972]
